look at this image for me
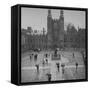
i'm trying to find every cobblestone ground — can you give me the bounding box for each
[21,50,86,82]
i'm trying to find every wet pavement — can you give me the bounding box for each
[21,50,86,82]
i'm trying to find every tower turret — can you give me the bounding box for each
[47,9,52,49]
[48,9,51,17]
[59,10,64,48]
[60,10,64,18]
[59,10,64,31]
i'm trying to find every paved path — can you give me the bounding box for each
[22,64,84,81]
[21,51,85,82]
[22,65,84,70]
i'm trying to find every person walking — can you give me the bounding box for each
[61,64,65,74]
[47,73,51,82]
[42,59,45,66]
[45,53,48,58]
[56,63,60,72]
[46,59,48,65]
[75,62,78,72]
[29,54,32,61]
[72,52,75,58]
[34,54,38,62]
[35,64,39,73]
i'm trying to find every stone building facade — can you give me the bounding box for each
[47,10,64,49]
[21,10,86,52]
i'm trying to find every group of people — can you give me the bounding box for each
[28,50,80,81]
[29,53,38,62]
[56,63,65,74]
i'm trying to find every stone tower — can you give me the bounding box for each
[47,9,64,49]
[47,10,52,49]
[59,10,64,48]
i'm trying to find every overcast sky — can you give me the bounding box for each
[21,7,85,31]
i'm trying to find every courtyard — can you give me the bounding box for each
[21,50,86,82]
